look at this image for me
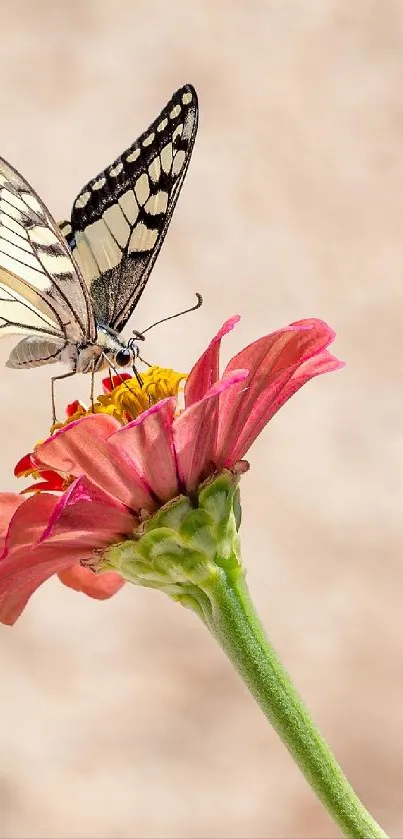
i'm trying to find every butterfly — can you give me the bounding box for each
[0,83,198,419]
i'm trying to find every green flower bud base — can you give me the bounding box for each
[102,471,243,623]
[101,470,387,839]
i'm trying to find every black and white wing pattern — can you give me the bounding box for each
[60,83,198,334]
[0,157,96,344]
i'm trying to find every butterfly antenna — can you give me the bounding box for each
[139,292,203,336]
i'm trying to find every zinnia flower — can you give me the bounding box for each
[4,314,384,839]
[0,315,342,625]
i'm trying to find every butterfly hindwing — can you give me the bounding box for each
[63,83,198,333]
[0,274,63,338]
[0,157,96,343]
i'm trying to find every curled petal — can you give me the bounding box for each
[57,565,125,599]
[174,370,249,492]
[39,475,136,546]
[0,493,63,625]
[21,471,67,495]
[0,477,134,625]
[36,414,154,511]
[108,398,179,504]
[2,492,57,557]
[216,319,342,466]
[257,348,343,424]
[14,453,36,478]
[0,493,26,554]
[184,315,240,407]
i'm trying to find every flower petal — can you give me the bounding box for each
[174,370,249,491]
[39,475,136,546]
[36,413,154,511]
[2,492,57,557]
[66,399,85,417]
[216,319,343,466]
[0,477,134,625]
[57,565,125,599]
[102,372,131,393]
[108,398,179,504]
[0,493,26,554]
[0,493,62,625]
[14,453,36,478]
[184,315,240,407]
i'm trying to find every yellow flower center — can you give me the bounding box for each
[53,366,187,430]
[15,368,187,493]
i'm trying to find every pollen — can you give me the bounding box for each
[15,367,187,495]
[97,366,187,424]
[53,366,187,430]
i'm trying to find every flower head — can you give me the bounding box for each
[0,316,342,624]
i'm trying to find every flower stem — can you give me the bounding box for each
[202,568,387,839]
[101,471,387,837]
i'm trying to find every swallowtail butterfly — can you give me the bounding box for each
[0,84,198,417]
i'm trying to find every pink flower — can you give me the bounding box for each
[0,316,342,625]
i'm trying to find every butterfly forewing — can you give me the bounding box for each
[0,157,96,343]
[0,83,198,391]
[64,83,198,333]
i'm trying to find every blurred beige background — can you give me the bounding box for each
[0,1,402,836]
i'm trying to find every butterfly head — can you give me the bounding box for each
[95,324,141,372]
[115,347,134,368]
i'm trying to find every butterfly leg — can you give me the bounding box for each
[132,366,143,388]
[90,363,96,413]
[127,339,144,386]
[136,353,152,368]
[51,370,76,425]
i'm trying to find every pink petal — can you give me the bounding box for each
[174,370,249,492]
[184,315,240,407]
[0,477,134,626]
[2,492,57,557]
[0,556,66,625]
[0,493,25,553]
[0,493,66,625]
[36,414,155,512]
[108,398,179,504]
[216,319,343,466]
[39,475,136,546]
[255,349,343,423]
[57,565,125,599]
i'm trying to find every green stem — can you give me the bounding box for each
[102,472,387,837]
[202,568,387,839]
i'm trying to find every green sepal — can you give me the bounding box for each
[99,470,243,611]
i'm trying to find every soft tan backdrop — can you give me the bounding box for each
[0,2,402,837]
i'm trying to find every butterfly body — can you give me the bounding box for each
[72,323,136,374]
[0,83,198,411]
[6,324,135,373]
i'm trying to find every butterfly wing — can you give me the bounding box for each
[0,157,96,345]
[61,84,198,334]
